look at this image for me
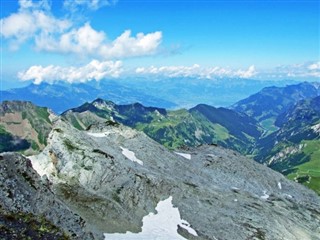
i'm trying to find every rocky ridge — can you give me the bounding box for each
[27,118,320,239]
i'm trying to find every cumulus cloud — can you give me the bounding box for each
[269,62,320,79]
[63,0,118,11]
[235,65,257,78]
[1,0,70,50]
[18,60,123,84]
[36,25,162,59]
[136,65,257,79]
[308,62,320,71]
[1,0,162,58]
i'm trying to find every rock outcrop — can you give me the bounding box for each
[28,119,320,239]
[0,152,94,239]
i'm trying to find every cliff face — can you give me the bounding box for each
[28,119,320,239]
[0,152,94,239]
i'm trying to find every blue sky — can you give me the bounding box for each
[1,0,319,88]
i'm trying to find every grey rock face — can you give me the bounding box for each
[29,120,320,240]
[0,152,94,239]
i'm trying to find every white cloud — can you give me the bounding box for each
[100,30,162,58]
[1,0,162,59]
[135,64,257,79]
[63,0,117,11]
[235,65,257,78]
[308,62,320,71]
[36,25,162,59]
[18,60,123,84]
[269,62,320,79]
[1,0,71,50]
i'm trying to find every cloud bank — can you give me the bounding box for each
[1,0,162,58]
[18,60,319,84]
[261,62,320,79]
[136,64,257,79]
[18,60,123,84]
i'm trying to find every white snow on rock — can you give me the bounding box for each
[278,182,282,190]
[260,190,270,200]
[104,196,198,240]
[120,147,143,165]
[311,123,320,134]
[174,152,191,160]
[86,127,138,139]
[87,132,108,137]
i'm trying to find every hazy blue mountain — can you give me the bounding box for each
[121,77,297,108]
[1,78,298,114]
[232,82,320,131]
[0,81,177,113]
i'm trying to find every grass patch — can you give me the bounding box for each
[286,140,320,195]
[260,117,279,132]
[35,107,51,124]
[69,115,84,130]
[212,124,230,140]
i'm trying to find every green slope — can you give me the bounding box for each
[63,99,262,153]
[286,140,320,195]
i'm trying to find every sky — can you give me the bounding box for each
[1,0,319,89]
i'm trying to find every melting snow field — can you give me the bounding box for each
[260,190,270,200]
[87,132,108,137]
[104,196,197,240]
[120,147,143,165]
[174,152,191,160]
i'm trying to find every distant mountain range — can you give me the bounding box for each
[0,78,297,113]
[0,81,177,113]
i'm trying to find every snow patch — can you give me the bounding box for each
[311,123,320,134]
[104,196,197,239]
[260,190,269,200]
[120,147,143,165]
[87,132,108,137]
[284,194,293,199]
[174,152,191,160]
[278,182,282,190]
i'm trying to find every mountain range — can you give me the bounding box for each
[1,81,320,194]
[232,82,320,132]
[1,80,320,239]
[62,99,262,153]
[1,81,177,113]
[0,78,297,113]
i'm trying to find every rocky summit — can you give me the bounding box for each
[21,118,320,239]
